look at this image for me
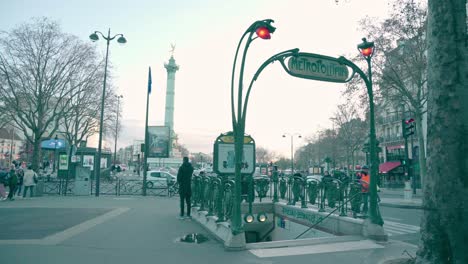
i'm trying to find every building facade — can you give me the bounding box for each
[0,128,23,167]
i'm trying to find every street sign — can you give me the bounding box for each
[286,53,350,83]
[213,132,256,175]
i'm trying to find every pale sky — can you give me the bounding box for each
[0,0,391,157]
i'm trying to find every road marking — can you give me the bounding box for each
[383,217,401,221]
[0,207,130,245]
[384,220,420,236]
[249,240,384,258]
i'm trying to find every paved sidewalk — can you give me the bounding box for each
[0,196,418,264]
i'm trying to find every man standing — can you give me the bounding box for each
[16,167,24,197]
[177,157,194,219]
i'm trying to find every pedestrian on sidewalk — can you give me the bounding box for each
[177,156,194,219]
[16,167,24,197]
[360,166,370,215]
[23,165,37,198]
[7,165,18,201]
[0,167,8,200]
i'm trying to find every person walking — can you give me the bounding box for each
[0,167,7,200]
[23,165,37,198]
[16,167,24,197]
[177,157,194,219]
[7,165,18,201]
[360,166,370,215]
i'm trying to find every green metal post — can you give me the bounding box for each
[402,119,410,181]
[338,48,383,225]
[365,57,384,226]
[272,170,279,202]
[142,70,150,196]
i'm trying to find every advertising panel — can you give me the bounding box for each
[148,126,170,158]
[215,143,255,174]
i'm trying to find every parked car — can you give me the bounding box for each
[306,174,323,183]
[146,170,176,189]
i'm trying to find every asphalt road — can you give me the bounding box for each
[381,203,422,246]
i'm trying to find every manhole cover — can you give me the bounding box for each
[178,233,209,244]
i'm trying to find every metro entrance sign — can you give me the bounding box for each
[286,52,350,83]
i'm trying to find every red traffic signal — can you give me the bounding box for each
[255,26,272,39]
[405,118,415,124]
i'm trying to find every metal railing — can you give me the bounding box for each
[37,178,178,197]
[190,172,366,225]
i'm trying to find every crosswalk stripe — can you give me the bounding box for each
[385,225,420,233]
[383,220,420,236]
[384,227,407,235]
[383,217,401,221]
[385,221,420,231]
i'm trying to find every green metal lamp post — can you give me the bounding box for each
[230,19,300,234]
[89,29,126,197]
[338,38,384,226]
[230,19,275,235]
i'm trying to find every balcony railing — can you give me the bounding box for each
[377,115,401,125]
[381,134,404,143]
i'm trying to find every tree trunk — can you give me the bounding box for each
[32,136,42,172]
[414,114,427,189]
[416,1,468,263]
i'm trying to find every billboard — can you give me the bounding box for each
[83,155,94,171]
[148,126,170,158]
[59,154,68,170]
[214,143,255,174]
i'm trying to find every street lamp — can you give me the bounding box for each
[338,38,384,226]
[230,20,299,235]
[282,133,301,175]
[113,95,123,165]
[89,29,126,197]
[230,19,275,235]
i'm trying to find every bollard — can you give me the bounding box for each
[404,180,412,200]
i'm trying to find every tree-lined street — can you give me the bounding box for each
[0,0,466,263]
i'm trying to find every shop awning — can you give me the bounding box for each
[41,139,67,150]
[379,161,401,173]
[387,145,404,150]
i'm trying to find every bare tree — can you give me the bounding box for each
[331,103,368,172]
[256,146,276,164]
[0,17,102,170]
[350,0,429,185]
[415,1,468,263]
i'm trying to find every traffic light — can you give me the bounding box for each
[402,118,415,138]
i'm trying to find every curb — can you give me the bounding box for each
[380,202,423,209]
